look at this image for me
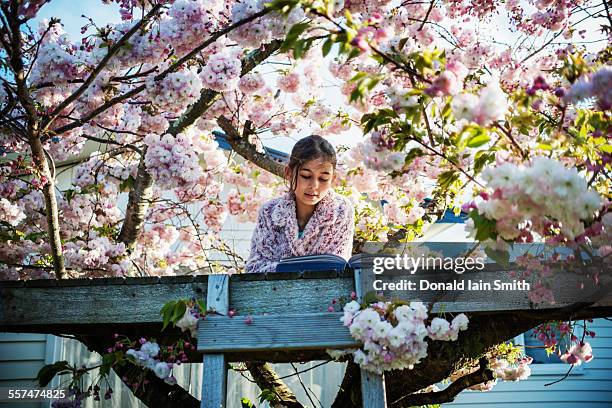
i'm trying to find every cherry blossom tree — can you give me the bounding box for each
[1,0,611,406]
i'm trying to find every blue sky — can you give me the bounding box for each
[34,0,121,38]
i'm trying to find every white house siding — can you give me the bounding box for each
[0,333,60,408]
[55,336,346,408]
[446,317,612,407]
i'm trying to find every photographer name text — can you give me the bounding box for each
[372,279,530,291]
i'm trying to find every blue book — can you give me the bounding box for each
[275,254,364,273]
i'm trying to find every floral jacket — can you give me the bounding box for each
[245,191,355,273]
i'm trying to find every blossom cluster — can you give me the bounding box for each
[383,196,425,227]
[160,0,222,57]
[29,21,81,86]
[560,342,593,365]
[338,300,468,373]
[491,356,533,381]
[229,0,305,48]
[124,338,189,386]
[175,308,199,338]
[143,133,204,190]
[426,61,469,97]
[566,66,612,110]
[238,72,266,94]
[200,50,242,92]
[352,131,405,172]
[145,69,203,114]
[0,197,26,226]
[466,157,603,242]
[451,81,508,125]
[450,355,533,393]
[63,235,127,273]
[532,320,596,366]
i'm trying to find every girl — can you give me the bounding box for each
[246,135,355,273]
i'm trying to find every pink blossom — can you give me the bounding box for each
[277,72,300,93]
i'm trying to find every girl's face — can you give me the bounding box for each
[286,159,336,208]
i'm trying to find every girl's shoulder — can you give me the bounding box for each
[258,193,295,227]
[314,191,354,227]
[324,190,354,214]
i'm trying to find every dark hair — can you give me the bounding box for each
[287,135,337,191]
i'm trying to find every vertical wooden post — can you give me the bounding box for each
[201,274,230,408]
[354,268,388,408]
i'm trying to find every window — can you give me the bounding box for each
[513,326,585,376]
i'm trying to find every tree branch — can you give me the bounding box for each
[117,40,283,250]
[331,361,362,408]
[330,299,612,407]
[78,335,199,408]
[116,156,153,249]
[4,1,66,278]
[217,116,285,178]
[393,358,494,407]
[42,4,164,133]
[49,9,273,137]
[245,362,304,408]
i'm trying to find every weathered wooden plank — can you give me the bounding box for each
[1,270,611,332]
[201,353,227,408]
[0,280,208,328]
[197,313,357,352]
[229,276,354,316]
[207,274,230,314]
[302,269,339,279]
[355,266,388,408]
[201,275,230,408]
[361,370,387,408]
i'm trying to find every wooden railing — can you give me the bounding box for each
[1,267,611,408]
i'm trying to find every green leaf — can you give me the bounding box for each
[344,9,354,27]
[469,211,498,242]
[196,299,207,314]
[466,130,490,148]
[349,72,367,82]
[279,22,311,53]
[599,144,612,153]
[65,189,75,203]
[36,361,72,387]
[264,0,300,13]
[293,39,305,59]
[437,170,459,190]
[119,176,135,192]
[161,300,177,331]
[485,247,510,269]
[459,124,490,148]
[346,48,361,61]
[322,38,333,57]
[258,389,278,404]
[441,101,452,119]
[473,151,495,174]
[537,143,553,151]
[171,300,187,324]
[404,148,425,165]
[241,397,256,408]
[362,290,378,305]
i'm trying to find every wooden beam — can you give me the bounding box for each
[1,269,611,334]
[0,273,352,331]
[197,313,358,353]
[201,275,230,408]
[355,267,388,408]
[361,371,387,408]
